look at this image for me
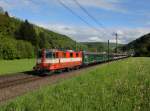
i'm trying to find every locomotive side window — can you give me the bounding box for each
[46,51,53,58]
[76,53,79,57]
[55,52,59,58]
[70,53,73,57]
[63,52,66,58]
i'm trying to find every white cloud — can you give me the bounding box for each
[0,0,40,12]
[0,0,11,9]
[77,0,123,11]
[110,39,122,43]
[88,36,103,42]
[38,23,77,35]
[0,0,126,13]
[57,0,127,13]
[36,22,150,44]
[116,30,124,36]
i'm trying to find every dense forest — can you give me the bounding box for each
[0,7,87,60]
[122,33,150,56]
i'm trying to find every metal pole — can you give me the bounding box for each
[108,40,110,61]
[115,33,118,53]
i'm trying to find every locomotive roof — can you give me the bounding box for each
[44,49,81,53]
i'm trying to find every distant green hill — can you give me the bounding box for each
[0,9,86,60]
[82,42,123,52]
[122,33,150,56]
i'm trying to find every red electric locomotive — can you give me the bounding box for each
[33,49,83,72]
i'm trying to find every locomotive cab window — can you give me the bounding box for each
[46,51,53,58]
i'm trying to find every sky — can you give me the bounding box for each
[0,0,150,44]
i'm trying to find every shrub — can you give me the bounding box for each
[0,37,17,59]
[0,37,34,60]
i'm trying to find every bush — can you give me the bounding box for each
[0,37,17,59]
[16,40,34,59]
[0,37,34,60]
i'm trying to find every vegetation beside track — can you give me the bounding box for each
[0,58,150,111]
[0,59,35,75]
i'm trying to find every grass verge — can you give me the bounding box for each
[0,57,150,111]
[0,59,35,75]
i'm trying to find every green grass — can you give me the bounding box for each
[0,59,35,75]
[0,58,150,111]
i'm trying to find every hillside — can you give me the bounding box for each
[82,42,123,52]
[122,33,150,56]
[0,10,86,60]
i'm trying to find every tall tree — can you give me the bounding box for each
[5,11,9,17]
[16,19,38,47]
[39,32,46,48]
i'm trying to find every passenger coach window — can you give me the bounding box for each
[46,52,53,58]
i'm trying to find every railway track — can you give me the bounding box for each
[0,74,42,89]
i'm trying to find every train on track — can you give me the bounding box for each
[33,49,128,74]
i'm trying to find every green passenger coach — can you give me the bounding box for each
[82,52,108,65]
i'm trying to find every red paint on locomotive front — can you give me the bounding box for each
[34,49,83,72]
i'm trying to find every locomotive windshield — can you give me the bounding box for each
[46,51,53,58]
[37,50,54,58]
[46,50,55,58]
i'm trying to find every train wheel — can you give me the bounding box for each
[65,68,71,72]
[76,66,79,70]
